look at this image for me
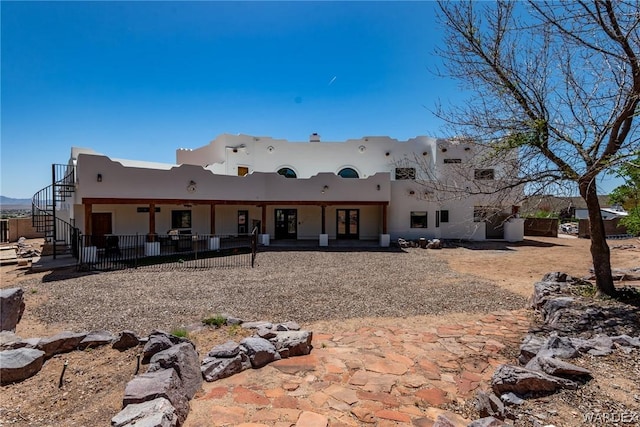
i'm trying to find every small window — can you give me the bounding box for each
[410,211,428,228]
[395,167,416,180]
[473,207,488,223]
[444,158,462,164]
[277,167,297,178]
[338,167,359,178]
[474,169,495,180]
[440,210,449,223]
[238,166,249,176]
[172,210,192,228]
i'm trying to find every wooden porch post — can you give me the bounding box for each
[210,203,216,234]
[148,203,156,241]
[261,204,267,234]
[382,204,388,234]
[321,204,326,234]
[84,204,93,235]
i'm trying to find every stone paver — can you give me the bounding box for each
[185,310,531,426]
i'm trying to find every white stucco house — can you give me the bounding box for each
[36,133,524,251]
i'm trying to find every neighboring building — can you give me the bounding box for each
[34,133,524,250]
[574,206,628,220]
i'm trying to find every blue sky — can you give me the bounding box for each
[0,1,622,199]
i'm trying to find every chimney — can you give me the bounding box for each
[310,133,321,142]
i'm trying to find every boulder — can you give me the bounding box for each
[256,328,277,340]
[491,364,577,395]
[207,341,241,358]
[538,334,579,359]
[201,353,249,382]
[148,343,202,399]
[142,331,193,363]
[113,331,140,351]
[37,331,88,358]
[123,368,189,425]
[612,335,640,348]
[240,337,280,368]
[0,348,45,385]
[241,321,273,330]
[576,335,614,356]
[475,390,505,418]
[500,392,525,406]
[276,321,300,331]
[270,330,313,358]
[79,330,114,350]
[0,288,25,332]
[111,397,178,427]
[0,331,22,350]
[525,356,591,378]
[518,334,547,365]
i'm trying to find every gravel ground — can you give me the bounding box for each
[23,249,526,335]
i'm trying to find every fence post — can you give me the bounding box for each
[135,233,138,269]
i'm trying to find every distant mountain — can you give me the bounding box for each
[0,196,32,209]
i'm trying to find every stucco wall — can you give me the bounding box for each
[5,218,44,241]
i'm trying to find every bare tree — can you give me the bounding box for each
[432,0,640,296]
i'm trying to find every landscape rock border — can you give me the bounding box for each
[473,272,640,425]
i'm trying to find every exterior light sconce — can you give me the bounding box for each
[97,174,102,182]
[441,148,447,153]
[232,148,238,153]
[376,184,381,191]
[385,152,390,157]
[422,151,428,156]
[464,147,471,151]
[322,185,329,194]
[409,190,415,195]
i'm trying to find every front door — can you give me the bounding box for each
[337,209,359,239]
[91,212,112,248]
[275,209,297,239]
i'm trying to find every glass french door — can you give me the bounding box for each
[336,209,359,239]
[274,209,297,239]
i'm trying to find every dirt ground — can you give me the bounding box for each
[0,236,639,426]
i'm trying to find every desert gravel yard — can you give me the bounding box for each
[23,249,526,335]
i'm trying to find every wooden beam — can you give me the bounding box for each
[321,205,326,234]
[261,204,267,234]
[82,197,389,207]
[148,203,156,237]
[382,204,388,234]
[84,204,92,235]
[210,203,216,234]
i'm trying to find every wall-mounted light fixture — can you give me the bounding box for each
[422,151,428,156]
[376,184,381,191]
[409,190,415,195]
[97,174,102,182]
[322,185,329,194]
[441,148,448,153]
[385,152,390,157]
[189,180,196,186]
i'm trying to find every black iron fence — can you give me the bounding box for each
[77,228,258,271]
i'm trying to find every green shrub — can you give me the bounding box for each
[203,314,227,327]
[171,327,189,338]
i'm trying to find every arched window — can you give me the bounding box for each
[277,167,297,178]
[338,167,359,178]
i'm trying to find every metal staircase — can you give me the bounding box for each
[32,164,79,259]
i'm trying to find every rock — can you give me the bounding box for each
[576,335,614,356]
[240,337,280,368]
[142,331,193,363]
[468,416,510,426]
[538,334,579,359]
[111,397,178,427]
[530,281,564,310]
[276,321,300,331]
[433,414,456,426]
[201,353,249,382]
[427,239,442,249]
[113,331,140,351]
[542,272,569,283]
[476,390,505,418]
[37,331,88,358]
[542,297,575,325]
[500,392,525,406]
[270,330,313,358]
[518,334,547,365]
[612,335,640,348]
[0,288,25,332]
[0,348,45,385]
[79,330,115,350]
[123,368,189,425]
[224,316,243,326]
[525,356,591,378]
[0,331,22,349]
[241,321,273,330]
[148,343,202,399]
[256,328,277,339]
[207,341,241,358]
[491,364,577,395]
